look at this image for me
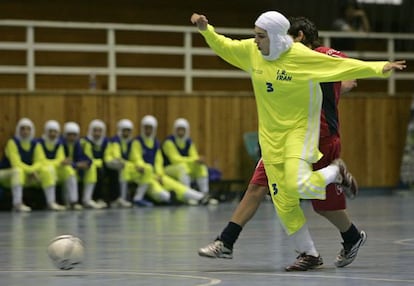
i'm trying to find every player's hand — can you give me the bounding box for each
[76,161,90,170]
[28,172,39,182]
[136,166,145,174]
[61,158,72,166]
[157,175,163,184]
[191,13,208,31]
[196,156,205,164]
[383,60,406,73]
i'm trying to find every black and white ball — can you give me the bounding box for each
[47,235,84,270]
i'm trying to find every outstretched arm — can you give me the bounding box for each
[190,13,253,72]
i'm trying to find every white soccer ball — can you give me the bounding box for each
[47,235,84,270]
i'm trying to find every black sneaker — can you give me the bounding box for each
[198,240,233,259]
[332,159,359,199]
[335,230,367,267]
[285,253,323,271]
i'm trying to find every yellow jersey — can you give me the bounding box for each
[200,25,388,164]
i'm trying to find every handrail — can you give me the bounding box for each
[0,19,413,94]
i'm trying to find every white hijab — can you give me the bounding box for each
[42,120,60,145]
[87,119,106,146]
[255,11,293,61]
[173,118,190,141]
[140,115,158,140]
[15,118,35,141]
[117,119,134,142]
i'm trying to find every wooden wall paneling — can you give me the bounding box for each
[0,93,19,152]
[106,94,140,136]
[16,93,65,137]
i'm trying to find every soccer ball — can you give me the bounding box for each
[47,235,84,270]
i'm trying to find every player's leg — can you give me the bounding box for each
[312,137,366,267]
[191,162,209,194]
[267,160,326,271]
[144,179,170,206]
[131,164,153,207]
[161,174,204,204]
[198,159,268,259]
[60,165,82,210]
[82,163,102,209]
[164,163,191,186]
[115,162,135,208]
[36,163,66,211]
[0,168,31,212]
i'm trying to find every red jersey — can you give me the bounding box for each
[314,46,348,142]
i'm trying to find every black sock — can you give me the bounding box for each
[340,223,361,249]
[218,222,243,249]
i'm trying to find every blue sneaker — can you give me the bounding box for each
[134,199,154,207]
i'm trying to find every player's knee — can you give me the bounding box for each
[246,184,268,198]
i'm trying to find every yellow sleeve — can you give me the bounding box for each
[154,150,165,176]
[188,143,200,161]
[33,144,46,163]
[4,139,35,172]
[162,140,193,164]
[291,44,389,82]
[104,142,114,162]
[81,140,103,168]
[200,24,254,72]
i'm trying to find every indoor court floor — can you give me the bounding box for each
[0,191,413,286]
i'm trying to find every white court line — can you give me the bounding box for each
[0,270,222,286]
[394,237,414,246]
[204,271,414,284]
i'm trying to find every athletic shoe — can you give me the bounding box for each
[285,253,323,271]
[335,230,367,268]
[332,159,358,199]
[83,200,102,209]
[199,194,219,206]
[48,202,66,211]
[198,240,233,259]
[114,198,132,208]
[96,199,108,208]
[133,199,154,207]
[14,203,32,212]
[71,203,83,211]
[187,199,199,206]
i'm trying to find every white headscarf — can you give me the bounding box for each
[117,119,134,141]
[15,118,35,141]
[173,118,190,140]
[87,119,106,146]
[141,115,158,140]
[63,122,80,141]
[43,120,61,144]
[255,11,293,61]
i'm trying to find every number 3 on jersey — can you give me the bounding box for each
[271,183,278,196]
[266,82,274,92]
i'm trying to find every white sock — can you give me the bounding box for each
[83,183,95,203]
[12,185,23,206]
[44,186,56,205]
[183,188,204,201]
[291,224,319,257]
[196,177,209,194]
[133,184,149,201]
[157,190,171,202]
[65,176,78,203]
[317,165,340,184]
[119,181,128,200]
[181,174,191,186]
